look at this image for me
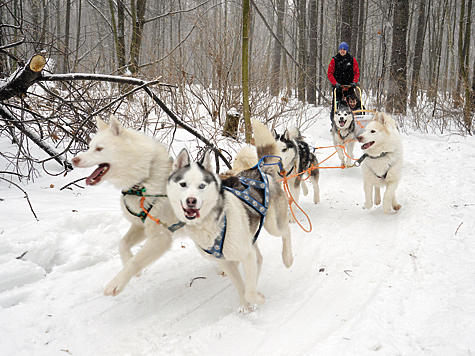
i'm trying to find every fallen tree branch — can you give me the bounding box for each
[0,176,38,220]
[0,103,73,171]
[0,54,46,101]
[40,73,232,169]
[142,86,232,169]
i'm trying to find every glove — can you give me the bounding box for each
[351,82,357,89]
[335,83,341,90]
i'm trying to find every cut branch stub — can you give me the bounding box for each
[29,55,46,72]
[0,54,46,101]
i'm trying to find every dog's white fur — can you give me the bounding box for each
[72,116,182,296]
[332,105,357,167]
[357,112,403,213]
[167,120,292,308]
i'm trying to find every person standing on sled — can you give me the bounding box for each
[328,42,360,119]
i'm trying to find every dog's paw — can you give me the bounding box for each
[245,291,265,306]
[374,198,381,206]
[364,201,373,209]
[282,251,293,268]
[104,277,127,296]
[393,203,402,211]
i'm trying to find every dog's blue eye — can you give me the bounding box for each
[199,183,206,189]
[282,148,288,152]
[180,182,187,187]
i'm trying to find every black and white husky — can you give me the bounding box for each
[273,127,320,220]
[167,120,292,308]
[331,103,357,167]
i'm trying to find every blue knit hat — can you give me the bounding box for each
[339,42,349,51]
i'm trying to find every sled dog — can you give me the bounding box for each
[72,116,183,296]
[357,112,403,213]
[273,127,320,220]
[167,119,293,308]
[331,103,357,167]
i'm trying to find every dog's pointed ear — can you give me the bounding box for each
[173,148,190,171]
[109,115,123,136]
[200,149,214,172]
[374,112,387,125]
[96,117,109,131]
[283,129,291,141]
[273,129,279,139]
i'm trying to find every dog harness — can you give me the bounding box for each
[354,152,392,179]
[121,185,185,233]
[202,159,270,259]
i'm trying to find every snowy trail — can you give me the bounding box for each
[1,115,475,355]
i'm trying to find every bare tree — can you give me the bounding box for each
[306,0,317,104]
[270,0,286,97]
[410,0,427,108]
[387,0,409,114]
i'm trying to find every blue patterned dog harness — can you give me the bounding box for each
[202,159,270,259]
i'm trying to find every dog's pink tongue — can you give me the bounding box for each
[362,142,372,150]
[185,208,200,219]
[86,164,107,185]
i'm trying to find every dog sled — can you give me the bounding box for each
[332,84,373,136]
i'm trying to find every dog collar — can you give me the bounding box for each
[121,184,167,198]
[354,152,388,167]
[121,186,185,232]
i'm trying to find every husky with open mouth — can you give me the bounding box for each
[72,116,183,296]
[167,120,293,308]
[331,102,357,167]
[357,112,403,213]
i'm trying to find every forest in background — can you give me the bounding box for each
[1,0,475,179]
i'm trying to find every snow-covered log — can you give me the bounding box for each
[0,55,46,101]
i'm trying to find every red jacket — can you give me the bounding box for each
[327,55,360,86]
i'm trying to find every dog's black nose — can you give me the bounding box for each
[357,135,363,142]
[186,197,197,207]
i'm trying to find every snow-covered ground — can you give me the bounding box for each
[1,108,474,356]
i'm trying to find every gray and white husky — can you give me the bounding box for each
[72,116,183,296]
[167,120,292,308]
[357,112,403,213]
[331,103,357,167]
[273,127,320,220]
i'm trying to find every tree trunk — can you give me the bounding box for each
[74,0,82,71]
[129,0,147,76]
[318,0,324,105]
[297,0,306,102]
[350,0,360,53]
[341,0,352,45]
[459,0,472,131]
[387,0,409,114]
[307,0,317,104]
[242,0,251,143]
[270,0,286,97]
[62,0,71,74]
[410,0,427,108]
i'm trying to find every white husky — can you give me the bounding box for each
[357,112,403,213]
[72,116,183,296]
[167,120,293,308]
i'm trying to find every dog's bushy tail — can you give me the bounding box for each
[252,119,281,177]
